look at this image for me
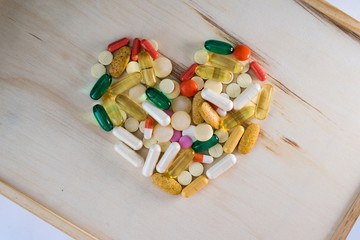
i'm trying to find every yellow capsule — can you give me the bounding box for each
[138,51,157,87]
[115,94,147,121]
[195,65,233,83]
[181,175,208,198]
[256,84,273,120]
[223,125,244,154]
[109,72,143,95]
[221,106,255,130]
[101,92,124,126]
[238,123,260,154]
[208,53,244,73]
[166,148,195,178]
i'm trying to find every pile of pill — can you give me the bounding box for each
[90,37,273,198]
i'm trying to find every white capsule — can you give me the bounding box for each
[142,101,171,126]
[112,127,143,150]
[201,88,233,111]
[201,155,214,164]
[142,144,161,177]
[233,83,261,110]
[114,141,144,168]
[156,142,181,173]
[206,154,237,179]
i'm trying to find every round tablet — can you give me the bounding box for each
[98,50,113,65]
[126,61,140,74]
[237,73,252,88]
[226,83,241,98]
[177,171,192,186]
[214,129,229,143]
[129,84,147,103]
[171,96,191,113]
[171,111,191,131]
[153,124,174,143]
[91,63,106,78]
[158,141,171,152]
[143,137,158,148]
[194,123,213,141]
[124,117,139,133]
[170,130,182,142]
[166,80,180,99]
[139,121,146,133]
[148,39,159,51]
[239,60,250,73]
[191,76,204,90]
[153,57,172,78]
[182,125,196,142]
[194,49,209,64]
[119,110,127,121]
[204,79,222,94]
[179,135,193,148]
[159,79,175,94]
[208,143,223,158]
[188,162,204,177]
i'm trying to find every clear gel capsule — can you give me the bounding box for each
[109,72,143,95]
[90,74,112,100]
[181,175,209,198]
[255,84,273,120]
[93,104,113,131]
[115,94,147,121]
[138,50,157,87]
[195,65,233,83]
[101,92,124,126]
[166,148,195,178]
[208,53,244,73]
[204,40,234,55]
[145,87,171,109]
[191,134,219,153]
[221,106,255,130]
[206,154,237,179]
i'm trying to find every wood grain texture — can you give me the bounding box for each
[1,0,360,240]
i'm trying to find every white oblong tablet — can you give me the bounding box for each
[201,88,233,111]
[142,101,171,126]
[112,127,143,150]
[142,144,161,177]
[206,154,237,179]
[114,141,144,168]
[233,83,261,110]
[156,142,181,173]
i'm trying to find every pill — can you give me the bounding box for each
[101,92,124,126]
[126,61,141,74]
[192,134,219,153]
[138,50,157,87]
[93,104,113,131]
[181,175,208,198]
[180,63,198,81]
[199,102,220,129]
[240,60,250,73]
[226,83,241,98]
[206,154,237,179]
[115,94,148,121]
[194,123,213,141]
[208,53,244,73]
[109,72,143,95]
[194,49,209,64]
[177,171,192,186]
[221,106,255,130]
[166,80,181,99]
[214,129,229,143]
[191,76,204,90]
[112,126,143,150]
[159,79,175,94]
[195,65,233,83]
[238,123,260,154]
[193,153,214,164]
[166,148,195,178]
[179,135,193,149]
[201,88,233,111]
[114,141,144,168]
[182,125,196,142]
[250,61,267,81]
[120,110,127,121]
[98,50,113,65]
[151,173,182,195]
[233,83,261,110]
[128,84,147,103]
[146,87,171,109]
[156,142,181,173]
[109,46,131,78]
[171,111,191,131]
[158,141,171,152]
[170,130,182,142]
[237,73,252,88]
[163,109,174,117]
[204,79,223,94]
[180,80,198,97]
[189,162,204,177]
[233,45,251,61]
[107,37,129,52]
[204,40,234,55]
[148,39,159,51]
[142,144,161,177]
[143,137,158,149]
[171,95,192,113]
[255,84,273,120]
[153,57,172,78]
[91,63,106,78]
[141,39,159,59]
[90,74,112,100]
[131,38,141,61]
[142,100,171,126]
[208,143,223,158]
[144,116,154,139]
[192,92,205,125]
[124,117,139,133]
[139,120,145,133]
[223,125,244,154]
[153,124,174,143]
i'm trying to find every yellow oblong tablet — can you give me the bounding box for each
[181,175,209,198]
[255,84,273,120]
[238,123,260,154]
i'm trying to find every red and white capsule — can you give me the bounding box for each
[144,116,155,139]
[209,102,227,117]
[193,153,214,164]
[141,39,159,59]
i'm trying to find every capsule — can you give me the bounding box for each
[206,154,237,179]
[112,126,143,150]
[107,37,129,52]
[199,102,220,129]
[195,65,233,83]
[256,84,273,120]
[238,123,260,154]
[131,38,141,61]
[138,51,157,87]
[204,40,234,55]
[93,104,113,131]
[166,148,195,178]
[145,87,171,109]
[144,116,154,139]
[181,175,209,198]
[233,83,261,110]
[109,72,143,95]
[208,53,244,73]
[109,46,131,78]
[140,39,159,59]
[221,106,255,130]
[191,134,219,153]
[201,88,233,111]
[142,101,171,126]
[101,93,124,127]
[114,141,144,168]
[223,125,244,154]
[115,94,147,121]
[142,144,161,177]
[156,142,181,173]
[180,63,198,81]
[193,153,214,164]
[250,61,267,81]
[90,74,112,100]
[209,102,227,117]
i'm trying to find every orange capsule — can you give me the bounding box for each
[141,39,159,59]
[180,63,198,81]
[107,37,129,52]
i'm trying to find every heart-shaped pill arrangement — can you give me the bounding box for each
[90,37,273,198]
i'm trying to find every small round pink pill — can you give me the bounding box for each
[163,109,173,117]
[170,130,182,142]
[179,135,193,148]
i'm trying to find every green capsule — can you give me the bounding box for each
[145,87,171,109]
[191,135,219,153]
[90,74,112,100]
[204,40,234,55]
[93,104,113,131]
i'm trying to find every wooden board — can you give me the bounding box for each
[1,0,360,239]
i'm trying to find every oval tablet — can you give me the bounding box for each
[109,46,131,78]
[151,173,182,195]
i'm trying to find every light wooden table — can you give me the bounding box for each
[1,0,360,239]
